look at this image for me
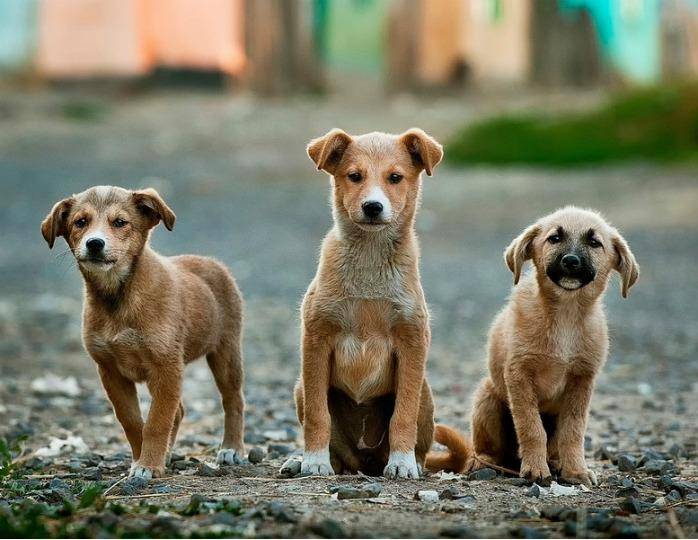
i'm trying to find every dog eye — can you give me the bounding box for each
[113,218,128,228]
[548,234,562,244]
[388,173,403,184]
[347,172,362,183]
[74,217,88,229]
[588,238,602,248]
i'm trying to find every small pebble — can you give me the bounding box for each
[82,466,102,481]
[415,490,439,503]
[248,447,265,464]
[617,454,637,472]
[468,468,496,481]
[119,476,148,496]
[331,482,382,500]
[308,517,347,538]
[526,484,541,498]
[196,463,221,477]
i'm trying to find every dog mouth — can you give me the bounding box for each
[546,258,595,291]
[78,257,118,268]
[546,270,595,291]
[353,220,390,231]
[556,277,585,290]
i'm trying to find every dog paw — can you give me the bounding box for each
[520,456,552,486]
[384,451,421,479]
[548,458,561,474]
[129,463,160,480]
[300,449,335,476]
[560,467,598,487]
[279,455,303,477]
[216,448,244,466]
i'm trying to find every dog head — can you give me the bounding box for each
[505,206,639,299]
[307,128,443,232]
[41,186,175,282]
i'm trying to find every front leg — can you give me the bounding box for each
[504,361,551,484]
[300,329,334,476]
[385,325,427,479]
[556,375,597,486]
[132,364,183,480]
[97,362,143,463]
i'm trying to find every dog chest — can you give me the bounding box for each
[330,299,396,403]
[85,328,150,382]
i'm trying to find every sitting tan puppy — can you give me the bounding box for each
[469,207,639,486]
[283,128,469,479]
[41,186,245,479]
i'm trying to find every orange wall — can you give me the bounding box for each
[38,0,244,78]
[39,0,148,77]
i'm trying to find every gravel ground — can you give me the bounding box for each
[0,89,697,538]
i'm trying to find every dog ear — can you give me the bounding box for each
[400,128,443,176]
[307,129,353,175]
[132,188,176,231]
[504,224,540,285]
[611,230,639,298]
[41,197,74,249]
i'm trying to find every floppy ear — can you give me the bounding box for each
[41,197,74,249]
[400,128,443,176]
[611,230,639,298]
[504,224,540,285]
[132,188,176,231]
[307,128,353,175]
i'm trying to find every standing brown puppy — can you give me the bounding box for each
[469,207,639,486]
[282,128,469,479]
[41,186,246,480]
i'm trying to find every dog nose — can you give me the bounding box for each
[362,201,384,219]
[561,253,581,271]
[86,238,105,253]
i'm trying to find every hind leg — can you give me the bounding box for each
[165,402,185,465]
[469,377,508,471]
[207,340,245,466]
[415,382,435,471]
[280,381,305,475]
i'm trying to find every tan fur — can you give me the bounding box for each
[41,186,245,478]
[467,207,639,486]
[292,128,467,477]
[425,424,472,473]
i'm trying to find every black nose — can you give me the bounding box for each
[362,201,384,218]
[561,253,581,271]
[86,238,105,253]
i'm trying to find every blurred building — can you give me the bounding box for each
[0,0,697,92]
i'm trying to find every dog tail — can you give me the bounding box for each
[424,424,472,473]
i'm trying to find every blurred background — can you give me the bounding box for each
[0,0,697,499]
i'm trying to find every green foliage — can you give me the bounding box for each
[0,435,26,480]
[60,100,109,122]
[78,484,104,510]
[447,83,698,167]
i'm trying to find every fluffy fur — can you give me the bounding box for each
[467,207,639,486]
[41,186,246,479]
[283,128,469,479]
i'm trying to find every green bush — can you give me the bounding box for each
[447,83,698,166]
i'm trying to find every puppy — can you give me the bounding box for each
[283,128,469,479]
[41,186,245,479]
[468,207,639,486]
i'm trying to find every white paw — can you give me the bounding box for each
[216,448,244,466]
[129,463,154,480]
[300,449,334,476]
[384,450,421,479]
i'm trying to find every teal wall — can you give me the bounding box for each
[562,0,661,83]
[0,0,38,70]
